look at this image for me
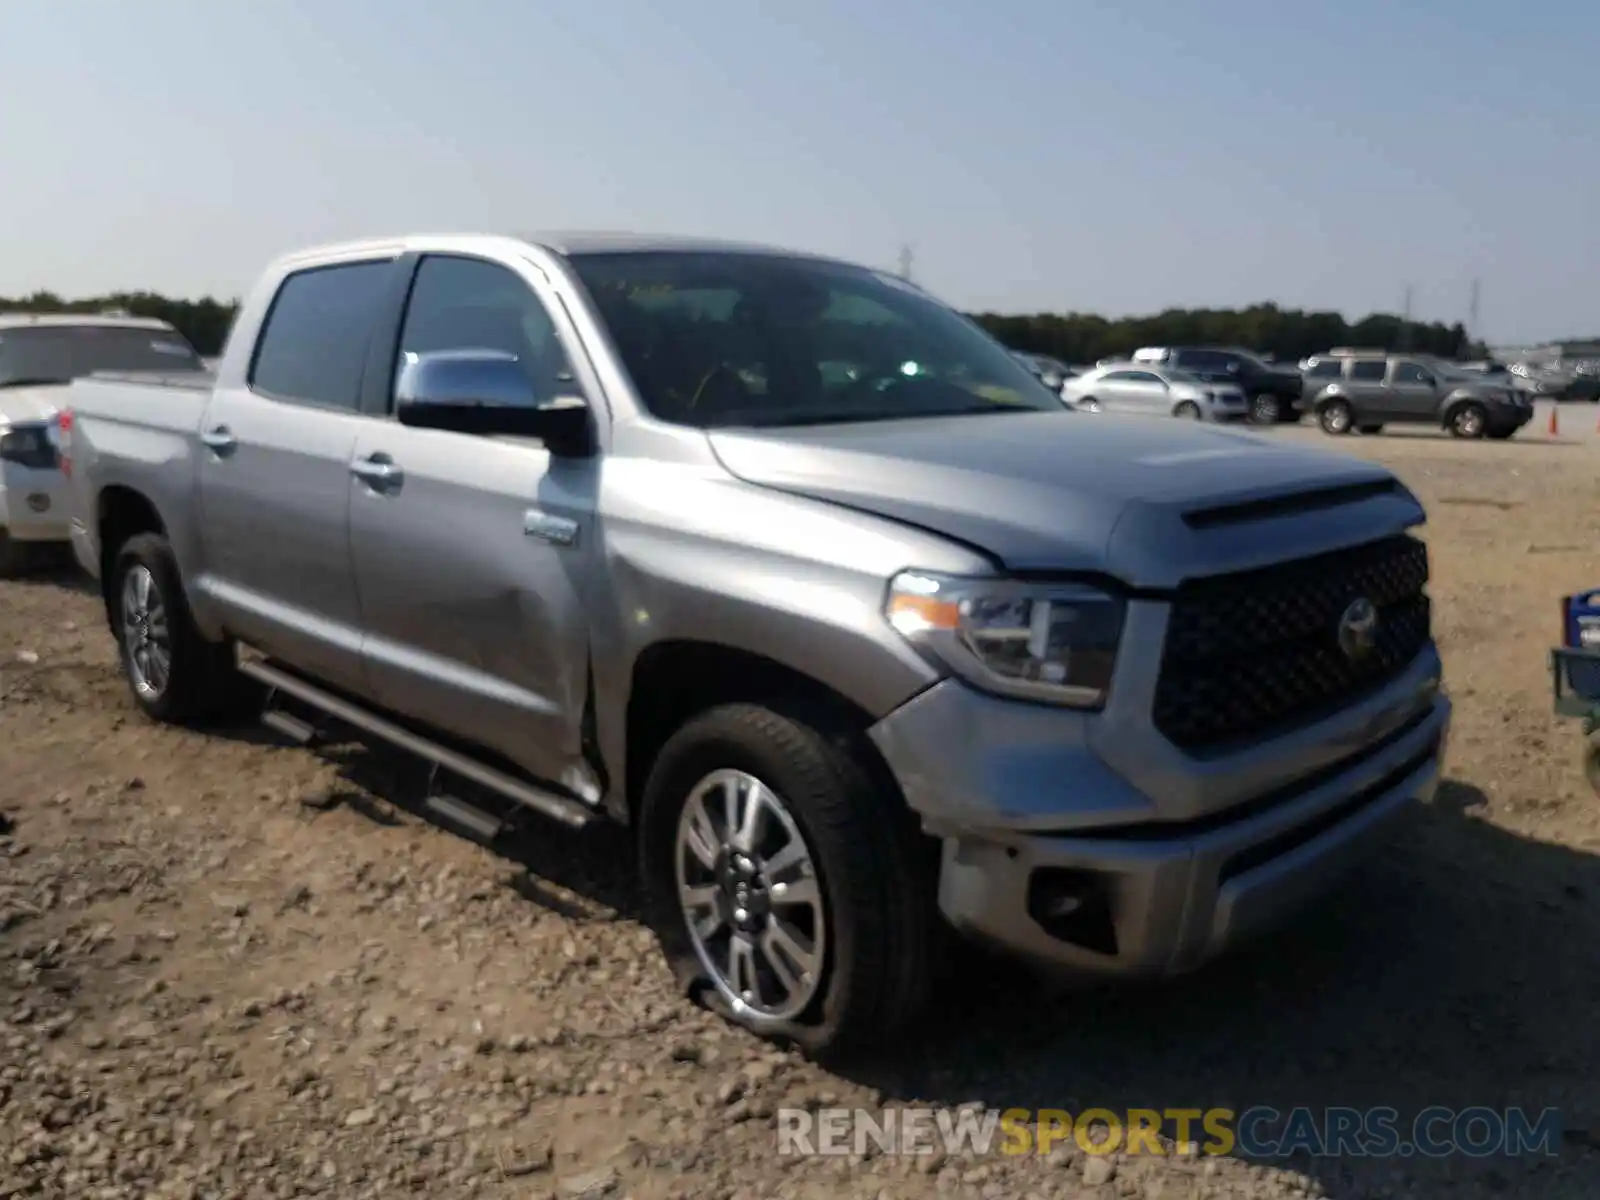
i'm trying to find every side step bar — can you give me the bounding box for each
[237,657,597,832]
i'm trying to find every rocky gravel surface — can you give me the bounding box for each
[3,430,1600,1198]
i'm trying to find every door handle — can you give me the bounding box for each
[200,426,236,455]
[350,454,403,491]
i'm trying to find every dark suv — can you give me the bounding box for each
[1301,353,1533,440]
[1131,346,1305,424]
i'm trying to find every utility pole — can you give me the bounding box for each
[897,244,914,282]
[1467,277,1481,356]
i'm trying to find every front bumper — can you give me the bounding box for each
[0,467,71,543]
[868,647,1450,977]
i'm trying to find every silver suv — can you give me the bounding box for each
[62,233,1451,1058]
[1301,352,1532,439]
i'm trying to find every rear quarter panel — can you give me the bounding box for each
[68,376,210,594]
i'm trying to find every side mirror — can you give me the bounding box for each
[394,349,595,457]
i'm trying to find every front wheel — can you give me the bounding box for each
[109,533,252,724]
[1449,403,1487,439]
[1318,399,1354,435]
[1174,401,1202,420]
[1076,396,1100,413]
[638,703,937,1060]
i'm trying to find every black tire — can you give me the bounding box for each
[1250,393,1281,424]
[108,532,253,724]
[1077,395,1100,413]
[0,531,35,580]
[1318,399,1353,435]
[1173,401,1202,420]
[1357,424,1384,435]
[638,702,937,1061]
[1449,402,1487,439]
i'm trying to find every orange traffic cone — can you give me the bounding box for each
[1549,404,1559,438]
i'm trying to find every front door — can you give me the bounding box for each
[195,257,398,693]
[1388,360,1443,421]
[348,252,599,793]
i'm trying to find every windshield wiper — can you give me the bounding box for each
[0,377,70,389]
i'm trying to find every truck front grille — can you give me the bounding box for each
[1152,535,1431,754]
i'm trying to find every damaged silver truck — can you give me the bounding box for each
[59,233,1450,1058]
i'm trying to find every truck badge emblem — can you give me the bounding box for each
[1337,597,1379,661]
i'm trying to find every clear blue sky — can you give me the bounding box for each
[2,0,1595,341]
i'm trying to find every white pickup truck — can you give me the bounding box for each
[0,313,206,574]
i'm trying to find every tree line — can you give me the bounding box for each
[2,289,1481,365]
[970,303,1480,366]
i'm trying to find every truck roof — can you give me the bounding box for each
[274,231,853,272]
[0,312,180,332]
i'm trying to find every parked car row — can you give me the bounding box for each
[1006,339,1541,441]
[10,231,1450,1059]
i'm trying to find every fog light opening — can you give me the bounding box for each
[1026,868,1118,956]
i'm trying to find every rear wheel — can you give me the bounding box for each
[1318,399,1354,435]
[1174,401,1202,420]
[639,702,937,1060]
[1449,403,1487,439]
[109,533,253,724]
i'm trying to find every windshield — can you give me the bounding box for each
[567,251,1066,428]
[0,324,203,387]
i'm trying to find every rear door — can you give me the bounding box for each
[1343,358,1390,420]
[195,256,403,693]
[347,251,600,792]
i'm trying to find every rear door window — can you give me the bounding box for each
[250,260,395,410]
[1348,360,1387,383]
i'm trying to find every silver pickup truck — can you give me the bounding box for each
[59,233,1451,1058]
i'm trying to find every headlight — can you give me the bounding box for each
[884,571,1125,707]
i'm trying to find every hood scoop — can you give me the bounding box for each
[1183,479,1404,531]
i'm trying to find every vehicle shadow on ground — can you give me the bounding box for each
[10,553,97,596]
[295,737,641,923]
[834,778,1600,1198]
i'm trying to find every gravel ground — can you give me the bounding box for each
[4,426,1600,1199]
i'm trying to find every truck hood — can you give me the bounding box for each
[0,384,67,427]
[707,412,1423,589]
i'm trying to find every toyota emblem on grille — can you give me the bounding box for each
[1337,596,1379,660]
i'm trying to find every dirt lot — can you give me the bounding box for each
[3,427,1600,1200]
